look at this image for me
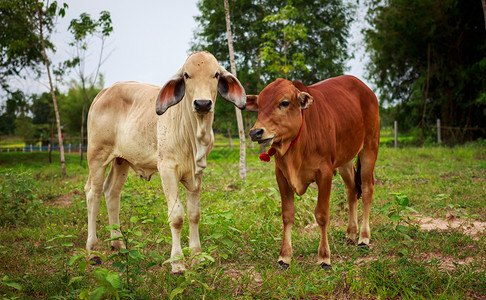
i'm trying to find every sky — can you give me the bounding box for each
[12,0,371,96]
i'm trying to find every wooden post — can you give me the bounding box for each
[437,119,441,143]
[30,144,33,152]
[394,121,398,148]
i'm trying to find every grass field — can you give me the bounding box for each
[1,140,485,299]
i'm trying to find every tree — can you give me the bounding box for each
[259,2,308,80]
[193,0,354,92]
[224,0,246,180]
[192,0,355,142]
[365,0,486,142]
[59,80,102,136]
[14,114,35,142]
[0,0,48,93]
[0,90,29,135]
[35,0,68,175]
[67,11,112,163]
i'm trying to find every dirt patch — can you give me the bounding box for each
[47,189,82,208]
[415,214,486,240]
[224,264,263,296]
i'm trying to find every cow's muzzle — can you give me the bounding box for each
[194,100,212,113]
[249,128,264,141]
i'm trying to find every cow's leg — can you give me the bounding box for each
[159,168,185,274]
[315,168,333,270]
[103,158,130,251]
[85,161,109,254]
[276,167,295,269]
[357,149,378,248]
[185,174,203,263]
[338,160,359,244]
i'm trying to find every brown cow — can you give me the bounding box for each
[246,75,379,270]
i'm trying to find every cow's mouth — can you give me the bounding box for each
[258,138,274,146]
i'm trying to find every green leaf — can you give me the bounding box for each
[105,272,121,289]
[389,215,401,222]
[90,286,107,300]
[61,242,74,247]
[170,287,185,300]
[133,230,142,237]
[68,276,83,286]
[4,281,22,290]
[130,216,139,223]
[163,255,185,265]
[396,225,407,233]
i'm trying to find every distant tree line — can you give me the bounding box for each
[1,0,485,148]
[0,82,102,144]
[365,0,486,143]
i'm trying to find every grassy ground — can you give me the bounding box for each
[1,140,485,299]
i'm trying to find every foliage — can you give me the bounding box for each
[259,2,307,80]
[0,0,67,93]
[59,81,102,136]
[365,0,486,142]
[192,0,354,135]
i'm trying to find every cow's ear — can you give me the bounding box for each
[245,95,259,112]
[218,67,246,110]
[156,69,185,115]
[297,92,313,110]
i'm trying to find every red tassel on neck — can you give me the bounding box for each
[259,147,276,162]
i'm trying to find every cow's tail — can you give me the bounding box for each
[354,156,362,199]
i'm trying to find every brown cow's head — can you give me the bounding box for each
[156,51,246,115]
[247,79,313,154]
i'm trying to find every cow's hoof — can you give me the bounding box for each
[358,243,370,252]
[90,256,102,266]
[277,260,290,270]
[320,263,332,271]
[171,270,184,277]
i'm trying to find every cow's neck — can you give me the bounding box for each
[182,99,214,175]
[275,116,313,195]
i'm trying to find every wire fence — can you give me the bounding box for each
[0,143,87,153]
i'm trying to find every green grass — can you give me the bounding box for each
[1,141,485,299]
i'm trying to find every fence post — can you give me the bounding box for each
[79,144,82,156]
[394,120,398,148]
[68,143,71,154]
[30,144,33,152]
[437,118,441,144]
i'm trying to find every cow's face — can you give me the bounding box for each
[156,51,246,115]
[247,79,313,151]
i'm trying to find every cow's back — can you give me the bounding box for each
[87,82,160,169]
[307,75,379,166]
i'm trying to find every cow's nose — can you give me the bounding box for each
[249,128,264,141]
[194,100,212,113]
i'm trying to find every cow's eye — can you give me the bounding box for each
[279,101,290,108]
[214,72,220,79]
[184,72,190,79]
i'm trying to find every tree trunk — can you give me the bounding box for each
[224,0,246,180]
[482,0,486,30]
[419,43,431,127]
[80,78,88,165]
[227,126,233,149]
[49,116,54,164]
[36,0,66,175]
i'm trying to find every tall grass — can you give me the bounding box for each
[0,141,485,299]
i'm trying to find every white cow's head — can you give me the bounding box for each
[156,51,246,115]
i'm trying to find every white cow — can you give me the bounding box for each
[84,51,246,274]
